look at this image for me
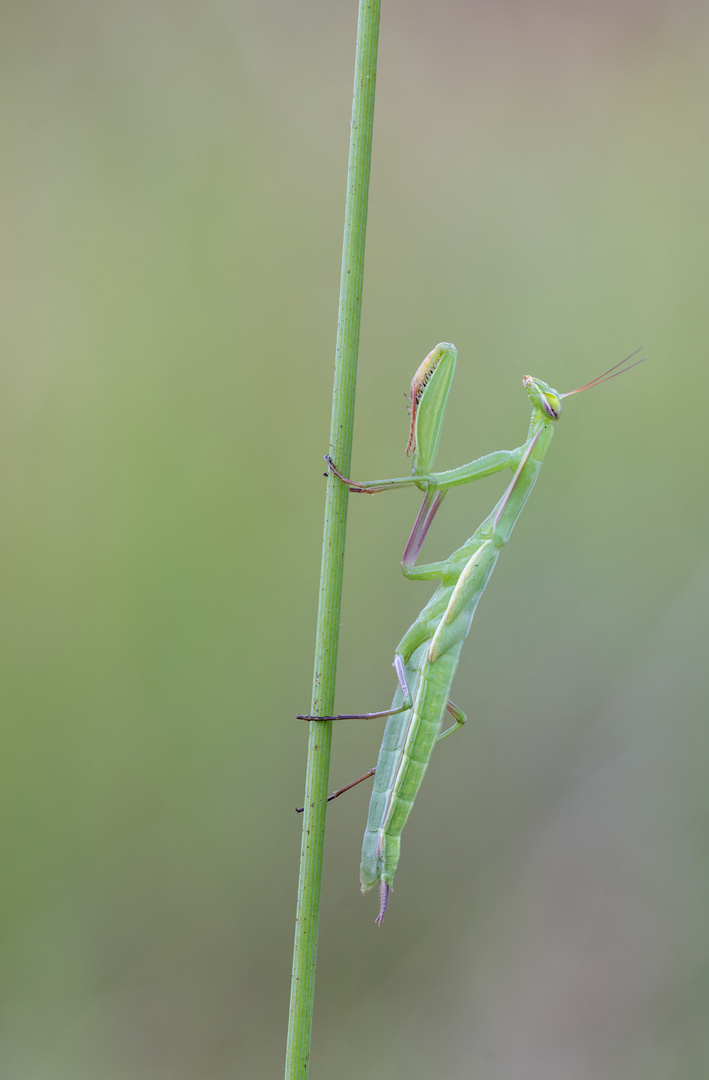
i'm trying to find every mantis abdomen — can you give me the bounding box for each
[360,643,462,899]
[360,536,503,922]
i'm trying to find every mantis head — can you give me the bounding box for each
[524,349,646,420]
[523,375,562,419]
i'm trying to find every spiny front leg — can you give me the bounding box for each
[324,455,429,495]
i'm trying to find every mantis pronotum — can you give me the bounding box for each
[299,344,644,924]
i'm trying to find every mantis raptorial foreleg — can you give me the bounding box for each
[300,344,645,923]
[326,448,523,566]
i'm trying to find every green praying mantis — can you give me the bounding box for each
[299,344,645,924]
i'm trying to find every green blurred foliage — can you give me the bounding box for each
[1,1,708,1077]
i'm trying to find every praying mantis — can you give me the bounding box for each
[299,344,644,924]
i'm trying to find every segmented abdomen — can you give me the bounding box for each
[360,640,464,893]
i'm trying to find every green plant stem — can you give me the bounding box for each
[284,2,381,1078]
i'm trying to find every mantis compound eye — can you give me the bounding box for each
[540,393,561,419]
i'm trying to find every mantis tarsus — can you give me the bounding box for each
[299,344,645,925]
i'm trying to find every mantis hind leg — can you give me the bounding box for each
[295,767,376,814]
[437,698,467,741]
[297,698,465,812]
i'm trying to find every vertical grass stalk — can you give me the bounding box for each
[284,2,381,1077]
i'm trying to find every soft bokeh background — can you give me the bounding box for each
[2,1,708,1077]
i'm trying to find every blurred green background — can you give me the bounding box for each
[2,1,709,1077]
